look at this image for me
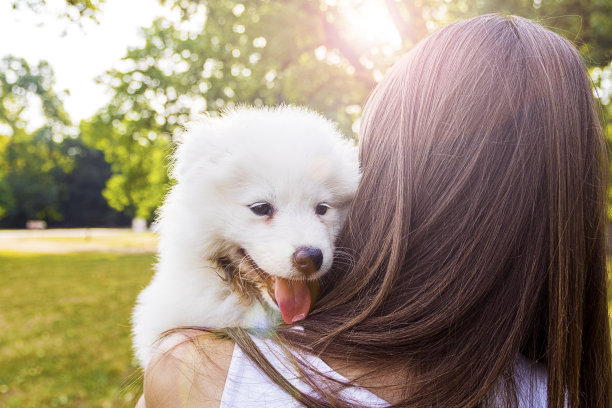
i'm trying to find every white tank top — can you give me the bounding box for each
[220,335,548,407]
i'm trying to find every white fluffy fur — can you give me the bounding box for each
[132,106,360,367]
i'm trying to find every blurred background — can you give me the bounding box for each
[0,0,610,407]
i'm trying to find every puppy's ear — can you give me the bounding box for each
[170,117,229,180]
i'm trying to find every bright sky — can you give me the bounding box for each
[0,0,166,123]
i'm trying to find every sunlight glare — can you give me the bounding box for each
[337,0,402,53]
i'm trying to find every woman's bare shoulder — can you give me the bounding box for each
[141,330,235,408]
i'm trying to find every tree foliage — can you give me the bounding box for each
[53,137,130,227]
[80,114,170,220]
[82,0,612,222]
[0,56,71,224]
[10,0,105,22]
[84,0,373,220]
[0,56,123,227]
[3,0,612,226]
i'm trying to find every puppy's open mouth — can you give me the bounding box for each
[273,275,319,324]
[217,248,320,324]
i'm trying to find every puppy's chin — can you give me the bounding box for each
[213,247,319,324]
[213,247,272,305]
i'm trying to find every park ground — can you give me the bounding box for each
[0,229,158,407]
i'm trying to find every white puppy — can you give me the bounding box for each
[132,106,360,367]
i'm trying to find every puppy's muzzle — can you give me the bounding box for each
[293,247,323,276]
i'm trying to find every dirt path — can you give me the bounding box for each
[0,228,158,254]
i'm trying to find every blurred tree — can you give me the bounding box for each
[80,114,170,220]
[85,0,370,221]
[94,0,612,135]
[0,135,13,220]
[85,0,612,223]
[3,0,609,227]
[10,0,104,22]
[52,137,130,227]
[0,56,73,226]
[0,57,70,136]
[1,129,68,226]
[0,56,126,227]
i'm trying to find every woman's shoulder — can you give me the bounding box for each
[142,330,235,408]
[141,332,550,408]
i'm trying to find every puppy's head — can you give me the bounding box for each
[163,106,360,324]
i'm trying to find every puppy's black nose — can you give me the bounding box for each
[293,247,323,276]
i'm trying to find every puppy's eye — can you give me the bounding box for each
[315,203,331,216]
[249,202,274,217]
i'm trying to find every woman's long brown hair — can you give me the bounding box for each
[223,14,612,407]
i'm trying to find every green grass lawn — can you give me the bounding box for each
[0,252,155,408]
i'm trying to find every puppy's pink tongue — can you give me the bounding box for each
[274,277,311,324]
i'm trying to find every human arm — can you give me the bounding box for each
[140,330,234,408]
